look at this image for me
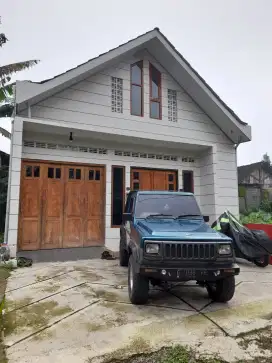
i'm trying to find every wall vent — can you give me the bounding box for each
[23,141,108,155]
[114,150,178,162]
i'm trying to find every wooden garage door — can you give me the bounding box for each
[19,161,105,251]
[131,168,177,191]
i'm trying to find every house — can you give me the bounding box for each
[0,151,10,234]
[238,161,272,211]
[5,28,251,261]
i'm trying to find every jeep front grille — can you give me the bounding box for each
[164,243,216,260]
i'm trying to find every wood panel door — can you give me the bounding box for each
[19,161,106,251]
[84,166,105,246]
[41,164,64,249]
[19,162,43,250]
[131,168,177,191]
[63,166,86,248]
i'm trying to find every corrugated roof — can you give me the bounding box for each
[238,162,272,183]
[25,27,246,126]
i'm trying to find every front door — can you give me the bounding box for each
[130,168,177,192]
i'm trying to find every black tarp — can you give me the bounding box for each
[212,210,272,260]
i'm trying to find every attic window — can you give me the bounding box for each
[131,61,143,116]
[149,63,161,119]
[168,89,177,122]
[111,77,123,113]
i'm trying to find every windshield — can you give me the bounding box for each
[135,194,201,219]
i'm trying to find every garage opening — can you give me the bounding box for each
[19,161,105,251]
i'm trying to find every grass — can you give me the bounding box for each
[90,344,226,363]
[0,264,14,363]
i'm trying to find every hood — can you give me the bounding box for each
[136,218,230,241]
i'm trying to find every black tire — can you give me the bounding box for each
[119,237,129,267]
[206,276,235,303]
[253,255,270,268]
[128,255,149,305]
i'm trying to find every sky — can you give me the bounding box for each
[1,0,272,166]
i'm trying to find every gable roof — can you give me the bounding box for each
[16,28,251,144]
[238,162,272,183]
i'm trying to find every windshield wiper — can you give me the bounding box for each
[175,214,202,219]
[146,214,174,219]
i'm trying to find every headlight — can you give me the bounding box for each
[218,244,232,255]
[145,243,160,254]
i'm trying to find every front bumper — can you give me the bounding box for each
[139,264,240,281]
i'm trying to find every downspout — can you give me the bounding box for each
[234,136,242,216]
[4,86,16,243]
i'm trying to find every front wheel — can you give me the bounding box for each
[253,255,270,268]
[206,276,235,303]
[128,256,149,305]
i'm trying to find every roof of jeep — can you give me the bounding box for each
[129,191,194,196]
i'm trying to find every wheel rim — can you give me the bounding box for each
[129,264,133,290]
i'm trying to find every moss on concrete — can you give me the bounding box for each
[3,300,73,336]
[94,289,119,301]
[75,267,104,282]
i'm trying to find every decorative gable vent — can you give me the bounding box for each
[114,150,178,162]
[23,141,108,155]
[168,89,178,122]
[111,77,123,113]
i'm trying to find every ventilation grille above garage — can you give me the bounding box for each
[23,141,108,155]
[114,150,178,162]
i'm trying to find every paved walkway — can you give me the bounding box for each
[3,259,272,363]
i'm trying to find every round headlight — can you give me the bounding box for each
[146,243,160,254]
[218,244,231,255]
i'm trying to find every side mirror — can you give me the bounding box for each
[203,215,209,223]
[122,213,132,222]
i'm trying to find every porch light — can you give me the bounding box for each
[69,132,73,142]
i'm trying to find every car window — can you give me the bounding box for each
[124,195,131,213]
[125,195,135,214]
[135,194,201,218]
[127,197,135,213]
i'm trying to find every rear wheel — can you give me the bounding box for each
[206,276,235,303]
[253,255,269,268]
[119,237,129,267]
[128,256,149,305]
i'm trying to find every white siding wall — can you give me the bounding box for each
[21,140,200,251]
[19,53,232,149]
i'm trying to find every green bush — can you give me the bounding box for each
[240,210,272,224]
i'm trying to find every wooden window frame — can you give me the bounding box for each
[149,62,162,120]
[182,170,194,193]
[130,61,144,117]
[111,165,126,228]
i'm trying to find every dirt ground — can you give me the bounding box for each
[3,258,272,363]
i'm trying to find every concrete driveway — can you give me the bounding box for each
[4,259,272,363]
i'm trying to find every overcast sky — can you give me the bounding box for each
[1,0,271,166]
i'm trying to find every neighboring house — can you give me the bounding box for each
[0,151,10,234]
[238,161,272,212]
[5,28,251,260]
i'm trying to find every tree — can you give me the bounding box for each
[262,153,271,165]
[0,21,39,138]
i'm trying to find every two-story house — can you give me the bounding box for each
[5,28,251,261]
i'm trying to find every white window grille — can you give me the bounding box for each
[168,89,178,122]
[111,77,123,113]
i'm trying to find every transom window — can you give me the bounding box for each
[131,61,143,116]
[69,168,81,180]
[48,167,61,179]
[25,165,40,178]
[149,63,161,119]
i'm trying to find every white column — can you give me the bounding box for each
[7,117,23,257]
